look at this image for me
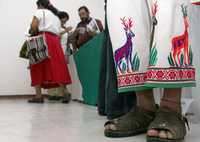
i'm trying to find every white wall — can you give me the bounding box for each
[0,0,104,95]
[190,6,200,121]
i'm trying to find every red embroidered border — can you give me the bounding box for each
[147,68,195,82]
[118,73,146,88]
[192,2,200,5]
[118,68,195,88]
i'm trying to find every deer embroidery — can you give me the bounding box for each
[114,17,135,74]
[171,5,190,66]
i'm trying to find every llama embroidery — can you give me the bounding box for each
[114,17,137,74]
[168,4,193,67]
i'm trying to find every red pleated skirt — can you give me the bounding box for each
[30,32,71,88]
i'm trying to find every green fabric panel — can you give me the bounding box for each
[74,32,105,106]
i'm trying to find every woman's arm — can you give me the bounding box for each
[29,16,39,35]
[60,26,73,36]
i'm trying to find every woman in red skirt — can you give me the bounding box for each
[28,0,71,103]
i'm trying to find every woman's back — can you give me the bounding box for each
[34,9,61,35]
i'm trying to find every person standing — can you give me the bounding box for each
[59,11,73,61]
[47,11,73,102]
[59,11,84,102]
[68,6,104,50]
[104,0,199,142]
[28,0,71,103]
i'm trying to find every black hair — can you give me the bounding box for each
[58,11,69,20]
[78,6,90,13]
[36,0,60,17]
[36,0,49,8]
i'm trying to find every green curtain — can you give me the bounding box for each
[74,32,105,106]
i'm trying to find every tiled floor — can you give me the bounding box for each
[0,100,199,142]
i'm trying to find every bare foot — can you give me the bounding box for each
[147,129,173,139]
[105,123,117,131]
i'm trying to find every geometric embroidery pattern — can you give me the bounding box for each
[118,73,146,88]
[118,68,195,88]
[146,68,195,82]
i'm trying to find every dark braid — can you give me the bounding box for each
[47,4,60,17]
[36,0,60,17]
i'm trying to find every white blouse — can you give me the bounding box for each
[34,9,61,35]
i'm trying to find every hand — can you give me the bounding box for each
[65,26,73,33]
[88,30,97,37]
[60,26,73,36]
[62,26,73,32]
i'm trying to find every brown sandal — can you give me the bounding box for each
[147,107,189,142]
[104,107,156,138]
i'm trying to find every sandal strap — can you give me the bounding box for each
[183,116,190,131]
[104,107,156,131]
[148,107,187,140]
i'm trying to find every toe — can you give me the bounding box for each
[147,129,159,137]
[159,130,168,139]
[167,131,173,139]
[104,125,110,130]
[109,124,117,131]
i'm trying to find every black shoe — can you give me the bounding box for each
[48,96,56,101]
[48,96,63,101]
[62,93,71,104]
[28,97,44,103]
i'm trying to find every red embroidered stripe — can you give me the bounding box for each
[118,68,195,88]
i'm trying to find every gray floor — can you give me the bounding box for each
[0,100,199,142]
